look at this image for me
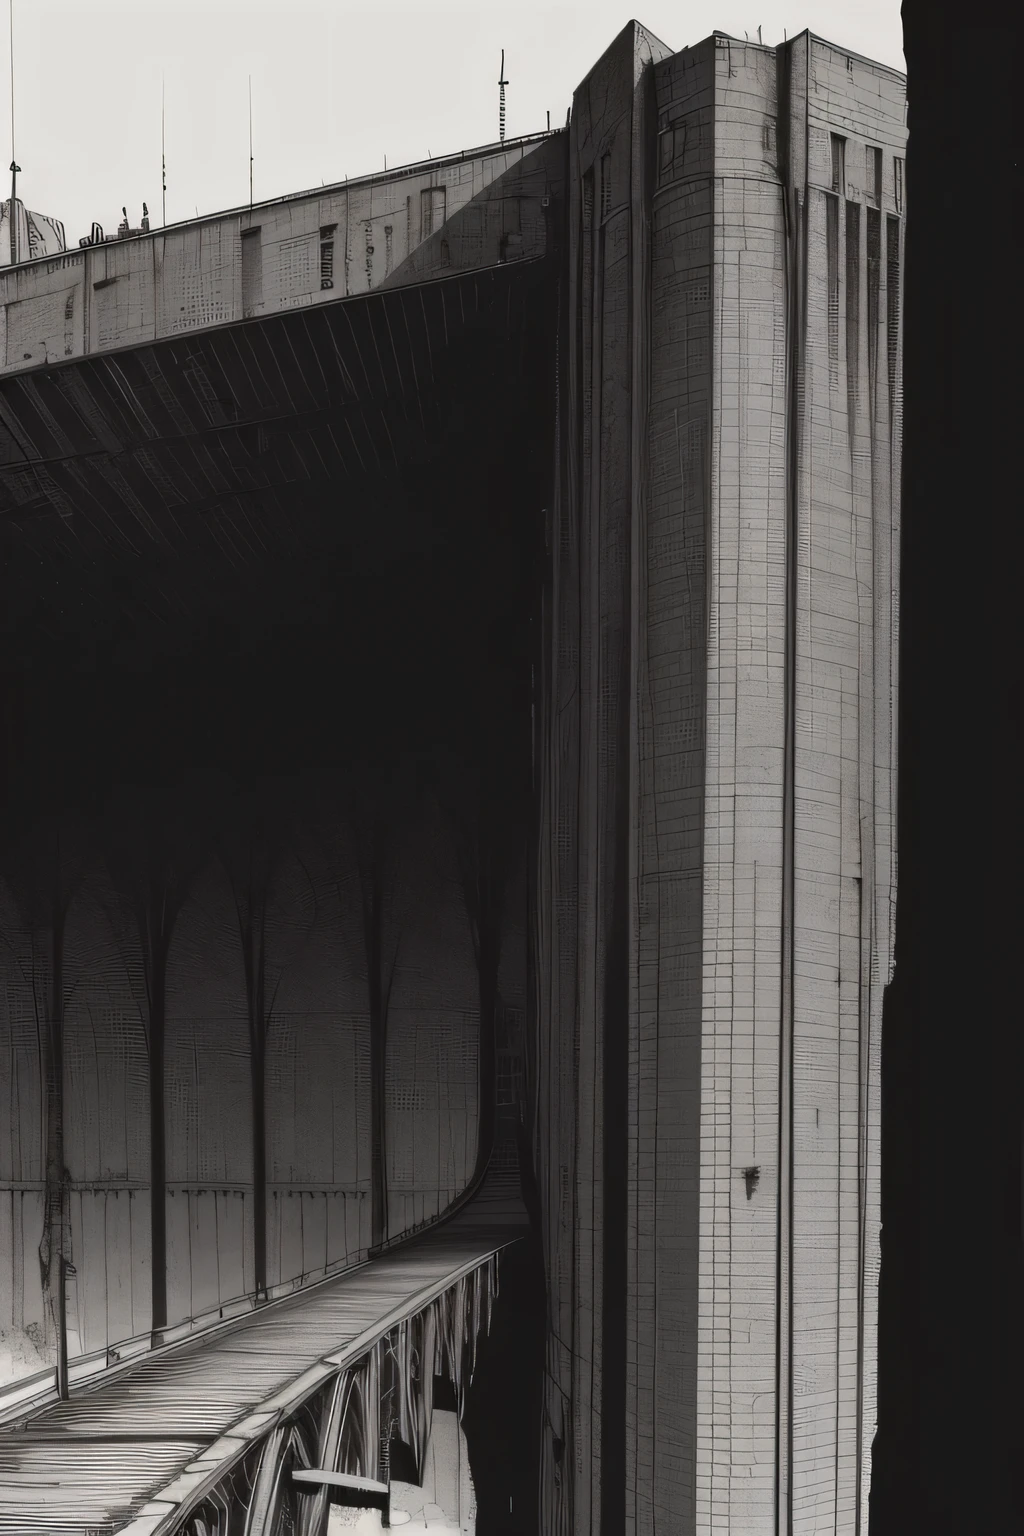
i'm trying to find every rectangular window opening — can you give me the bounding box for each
[582,167,594,233]
[242,227,262,313]
[893,156,904,214]
[420,185,446,241]
[600,152,612,218]
[830,133,846,193]
[870,146,883,206]
[320,238,335,290]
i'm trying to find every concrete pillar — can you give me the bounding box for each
[536,26,905,1535]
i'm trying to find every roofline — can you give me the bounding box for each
[0,256,548,390]
[0,21,906,278]
[0,127,564,275]
[708,28,905,83]
[806,31,905,83]
[575,18,673,98]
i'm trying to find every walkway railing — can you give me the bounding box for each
[0,1160,527,1535]
[0,1146,518,1431]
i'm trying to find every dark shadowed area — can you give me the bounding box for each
[0,258,554,1528]
[869,8,1020,1534]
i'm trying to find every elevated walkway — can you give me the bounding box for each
[0,1165,528,1534]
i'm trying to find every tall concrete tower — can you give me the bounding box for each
[533,26,906,1534]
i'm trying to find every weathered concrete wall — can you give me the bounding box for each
[632,35,716,1532]
[696,35,790,1536]
[0,134,559,378]
[778,38,904,1535]
[535,27,904,1536]
[534,21,673,1535]
[0,808,525,1378]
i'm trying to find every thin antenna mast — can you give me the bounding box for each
[8,0,13,171]
[8,0,19,266]
[248,75,253,208]
[161,74,167,224]
[498,49,508,143]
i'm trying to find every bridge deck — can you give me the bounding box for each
[0,1174,526,1534]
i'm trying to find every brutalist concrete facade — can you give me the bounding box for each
[534,25,905,1533]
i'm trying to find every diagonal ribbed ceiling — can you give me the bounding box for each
[0,259,547,654]
[0,256,554,819]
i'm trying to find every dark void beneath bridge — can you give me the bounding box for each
[0,132,558,1531]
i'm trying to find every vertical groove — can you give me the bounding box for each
[846,201,861,427]
[826,194,840,386]
[851,186,869,1536]
[866,209,881,398]
[774,39,800,1536]
[777,192,798,1534]
[779,44,798,1536]
[572,158,593,1533]
[886,217,900,418]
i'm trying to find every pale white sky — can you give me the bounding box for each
[9,1,903,245]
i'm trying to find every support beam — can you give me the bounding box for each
[292,1468,388,1499]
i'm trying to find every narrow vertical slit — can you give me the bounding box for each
[867,208,881,400]
[886,216,900,413]
[774,41,796,1536]
[420,185,446,241]
[241,227,262,317]
[845,201,861,426]
[569,158,593,1508]
[319,228,335,291]
[580,170,594,466]
[826,194,840,387]
[830,133,846,193]
[600,152,612,220]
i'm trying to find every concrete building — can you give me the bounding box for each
[0,22,905,1536]
[0,197,66,267]
[534,26,905,1535]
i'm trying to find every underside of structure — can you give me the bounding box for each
[0,248,553,1530]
